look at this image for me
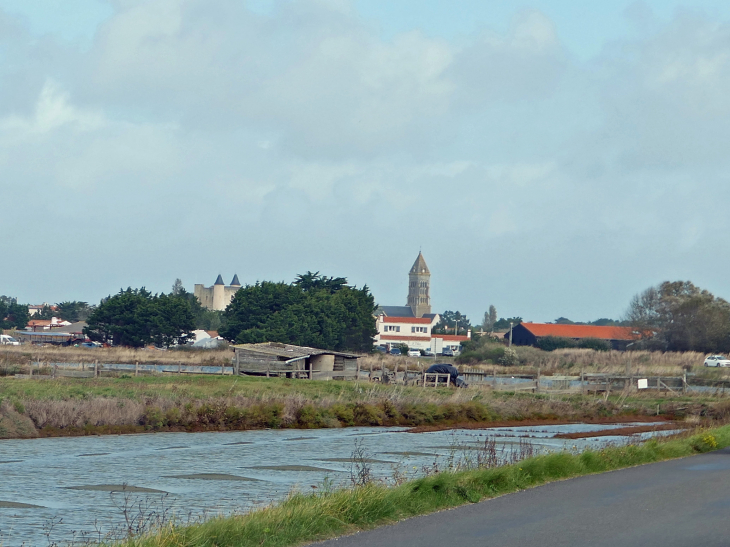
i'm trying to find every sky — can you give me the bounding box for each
[2,0,730,324]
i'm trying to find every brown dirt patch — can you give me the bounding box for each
[554,423,685,439]
[406,415,671,434]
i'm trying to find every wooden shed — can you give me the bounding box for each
[232,342,359,380]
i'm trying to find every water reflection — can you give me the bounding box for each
[0,423,673,546]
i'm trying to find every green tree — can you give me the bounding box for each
[220,274,377,352]
[626,281,730,353]
[84,288,195,347]
[433,310,471,335]
[0,296,30,330]
[493,317,522,330]
[57,301,94,322]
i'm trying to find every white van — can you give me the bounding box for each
[0,334,20,346]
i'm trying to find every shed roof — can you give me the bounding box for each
[514,323,639,341]
[232,342,359,359]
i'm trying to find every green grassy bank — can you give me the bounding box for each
[2,375,726,439]
[116,425,730,547]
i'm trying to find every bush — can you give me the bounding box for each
[536,336,577,351]
[576,338,611,352]
[498,348,519,366]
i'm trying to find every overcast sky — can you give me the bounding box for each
[2,0,729,323]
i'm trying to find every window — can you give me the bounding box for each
[384,325,401,333]
[411,326,427,333]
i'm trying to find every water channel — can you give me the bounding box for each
[0,423,676,546]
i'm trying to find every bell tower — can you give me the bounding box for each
[406,252,431,317]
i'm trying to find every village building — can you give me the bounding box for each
[374,252,470,354]
[194,274,241,311]
[505,323,640,350]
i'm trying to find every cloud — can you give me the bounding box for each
[1,2,730,323]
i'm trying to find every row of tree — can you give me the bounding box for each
[219,272,376,352]
[0,296,30,330]
[80,273,376,352]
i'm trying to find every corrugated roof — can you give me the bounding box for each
[382,316,433,324]
[232,342,358,359]
[516,323,639,341]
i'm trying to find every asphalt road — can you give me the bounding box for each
[313,448,730,547]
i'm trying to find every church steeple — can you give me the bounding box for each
[406,252,431,317]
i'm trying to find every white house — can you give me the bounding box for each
[374,315,440,351]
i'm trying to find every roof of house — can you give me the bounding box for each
[434,334,470,342]
[409,252,430,275]
[232,342,359,359]
[52,321,88,334]
[382,316,433,324]
[513,323,639,341]
[376,305,415,317]
[379,335,432,342]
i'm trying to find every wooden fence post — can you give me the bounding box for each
[369,361,373,382]
[356,359,360,381]
[235,351,240,376]
[135,361,139,377]
[94,360,99,378]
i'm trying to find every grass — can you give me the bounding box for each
[3,373,730,439]
[115,424,730,547]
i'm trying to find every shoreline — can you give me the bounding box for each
[0,414,679,442]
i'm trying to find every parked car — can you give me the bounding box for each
[0,334,20,346]
[407,349,420,357]
[389,348,401,355]
[441,347,454,357]
[422,349,434,357]
[375,345,388,353]
[704,355,730,367]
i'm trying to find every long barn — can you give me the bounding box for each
[232,342,359,380]
[505,323,640,350]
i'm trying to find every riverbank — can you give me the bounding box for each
[114,424,730,547]
[1,375,729,440]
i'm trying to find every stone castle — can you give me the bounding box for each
[194,274,241,311]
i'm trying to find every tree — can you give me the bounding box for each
[57,301,94,322]
[433,311,471,335]
[626,281,730,353]
[493,317,522,330]
[482,305,497,333]
[84,288,195,347]
[0,296,30,330]
[220,274,377,352]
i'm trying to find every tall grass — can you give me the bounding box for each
[116,425,730,547]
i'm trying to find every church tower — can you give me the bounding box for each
[406,252,431,318]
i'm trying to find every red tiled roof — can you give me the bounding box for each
[379,335,432,342]
[518,323,639,341]
[434,334,470,341]
[382,317,433,324]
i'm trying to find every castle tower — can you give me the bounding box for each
[212,274,226,311]
[406,252,431,318]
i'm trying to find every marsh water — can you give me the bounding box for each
[0,423,676,546]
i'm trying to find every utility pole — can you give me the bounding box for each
[509,322,513,347]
